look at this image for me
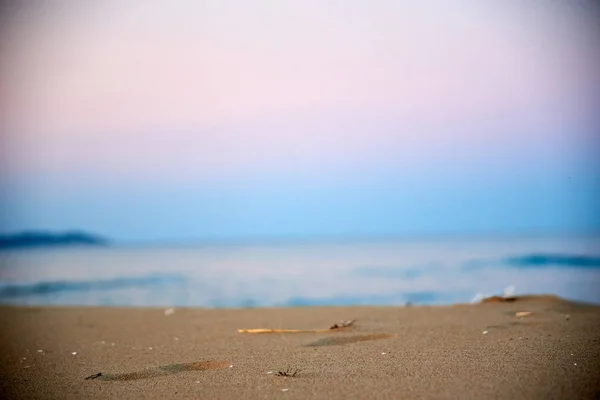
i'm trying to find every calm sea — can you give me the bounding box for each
[1,234,599,307]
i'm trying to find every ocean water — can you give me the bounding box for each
[0,234,599,308]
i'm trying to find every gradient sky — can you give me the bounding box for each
[1,1,599,241]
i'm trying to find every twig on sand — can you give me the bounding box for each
[85,373,103,380]
[238,319,356,334]
[275,368,299,377]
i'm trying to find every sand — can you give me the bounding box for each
[1,296,599,399]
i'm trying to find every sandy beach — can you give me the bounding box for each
[1,296,599,400]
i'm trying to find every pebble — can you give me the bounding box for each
[164,308,176,316]
[515,311,532,317]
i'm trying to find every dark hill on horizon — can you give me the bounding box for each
[0,231,109,249]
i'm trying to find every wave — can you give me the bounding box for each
[281,291,438,307]
[505,254,600,269]
[353,266,428,279]
[0,274,187,298]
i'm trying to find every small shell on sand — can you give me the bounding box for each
[515,311,532,317]
[164,308,176,316]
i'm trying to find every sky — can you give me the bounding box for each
[1,0,599,241]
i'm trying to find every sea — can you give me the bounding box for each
[1,233,599,308]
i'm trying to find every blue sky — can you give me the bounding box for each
[3,161,599,241]
[1,1,599,241]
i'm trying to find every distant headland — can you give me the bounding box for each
[0,231,110,249]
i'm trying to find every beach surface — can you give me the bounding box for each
[1,296,599,399]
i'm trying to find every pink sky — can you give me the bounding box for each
[1,1,599,184]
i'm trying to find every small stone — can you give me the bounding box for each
[37,350,43,353]
[381,352,387,355]
[148,347,153,350]
[282,388,289,392]
[72,352,77,355]
[515,311,532,317]
[229,365,234,368]
[483,331,488,335]
[164,308,176,316]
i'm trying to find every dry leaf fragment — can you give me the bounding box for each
[275,368,299,377]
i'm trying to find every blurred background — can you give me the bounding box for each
[1,0,599,307]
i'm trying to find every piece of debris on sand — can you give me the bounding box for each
[238,319,356,334]
[515,311,532,317]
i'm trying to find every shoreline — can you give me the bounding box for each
[1,295,599,399]
[2,293,599,310]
